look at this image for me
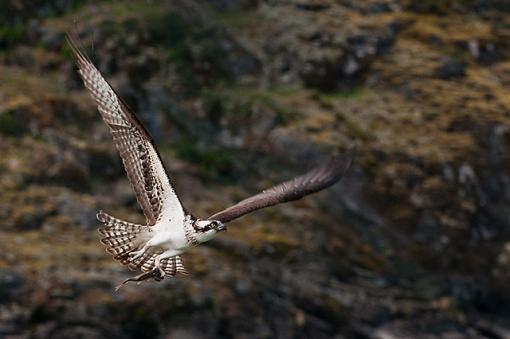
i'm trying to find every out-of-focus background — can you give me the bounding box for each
[1,0,510,338]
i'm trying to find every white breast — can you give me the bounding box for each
[152,217,188,250]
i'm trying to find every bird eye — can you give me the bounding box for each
[210,221,218,227]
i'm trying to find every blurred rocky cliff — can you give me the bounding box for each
[1,0,510,338]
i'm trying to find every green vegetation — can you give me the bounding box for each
[0,111,22,136]
[319,87,369,101]
[214,10,268,32]
[173,138,235,181]
[202,85,300,127]
[408,0,479,13]
[0,22,24,49]
[147,12,190,62]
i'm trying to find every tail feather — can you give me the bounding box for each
[97,210,188,283]
[97,210,148,264]
[130,248,159,272]
[138,251,158,272]
[100,235,137,247]
[161,256,188,275]
[98,211,146,235]
[128,252,188,275]
[115,254,132,266]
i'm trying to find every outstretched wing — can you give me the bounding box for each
[68,36,185,226]
[208,153,353,223]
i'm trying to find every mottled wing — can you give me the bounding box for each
[68,36,185,226]
[208,153,353,223]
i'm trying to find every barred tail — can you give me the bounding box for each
[161,255,188,275]
[97,210,148,265]
[128,251,188,275]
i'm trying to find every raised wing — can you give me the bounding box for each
[68,36,185,226]
[208,153,353,223]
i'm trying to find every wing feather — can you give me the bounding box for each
[208,153,353,223]
[67,35,185,225]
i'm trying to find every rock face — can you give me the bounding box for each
[1,0,510,338]
[260,2,398,90]
[436,57,466,79]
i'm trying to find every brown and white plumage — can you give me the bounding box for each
[67,37,183,227]
[68,36,189,280]
[68,35,352,288]
[208,156,353,223]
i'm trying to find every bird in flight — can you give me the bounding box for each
[67,36,353,289]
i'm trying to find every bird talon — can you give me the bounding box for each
[152,262,166,279]
[129,249,144,260]
[152,267,165,280]
[150,254,168,278]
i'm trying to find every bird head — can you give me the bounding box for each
[192,219,227,243]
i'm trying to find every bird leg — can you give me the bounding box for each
[129,243,149,260]
[153,255,166,277]
[151,250,181,277]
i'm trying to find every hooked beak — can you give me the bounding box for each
[216,224,227,232]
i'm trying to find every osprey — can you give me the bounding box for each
[67,37,353,289]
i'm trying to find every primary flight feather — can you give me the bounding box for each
[67,36,353,288]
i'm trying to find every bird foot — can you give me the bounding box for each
[129,249,145,260]
[153,264,166,278]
